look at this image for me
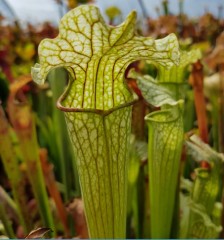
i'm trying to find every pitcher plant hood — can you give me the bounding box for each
[31,5,179,113]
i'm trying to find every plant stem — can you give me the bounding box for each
[0,186,18,219]
[0,202,16,239]
[40,148,70,237]
[162,0,169,15]
[184,90,196,132]
[137,0,149,19]
[48,68,80,200]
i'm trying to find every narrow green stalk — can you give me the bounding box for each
[132,182,140,238]
[32,5,179,238]
[142,178,151,239]
[137,0,149,19]
[40,149,70,237]
[211,96,220,151]
[127,137,139,237]
[184,90,195,132]
[0,202,16,239]
[127,137,147,238]
[179,0,184,15]
[48,68,80,200]
[0,106,32,234]
[162,0,169,15]
[0,186,18,218]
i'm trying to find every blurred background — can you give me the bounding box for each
[1,0,224,81]
[1,0,224,239]
[1,0,224,25]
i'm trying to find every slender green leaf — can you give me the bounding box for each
[0,203,15,239]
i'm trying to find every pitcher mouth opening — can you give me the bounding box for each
[55,70,139,116]
[57,93,139,116]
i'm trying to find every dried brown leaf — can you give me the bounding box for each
[25,227,52,239]
[66,198,88,239]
